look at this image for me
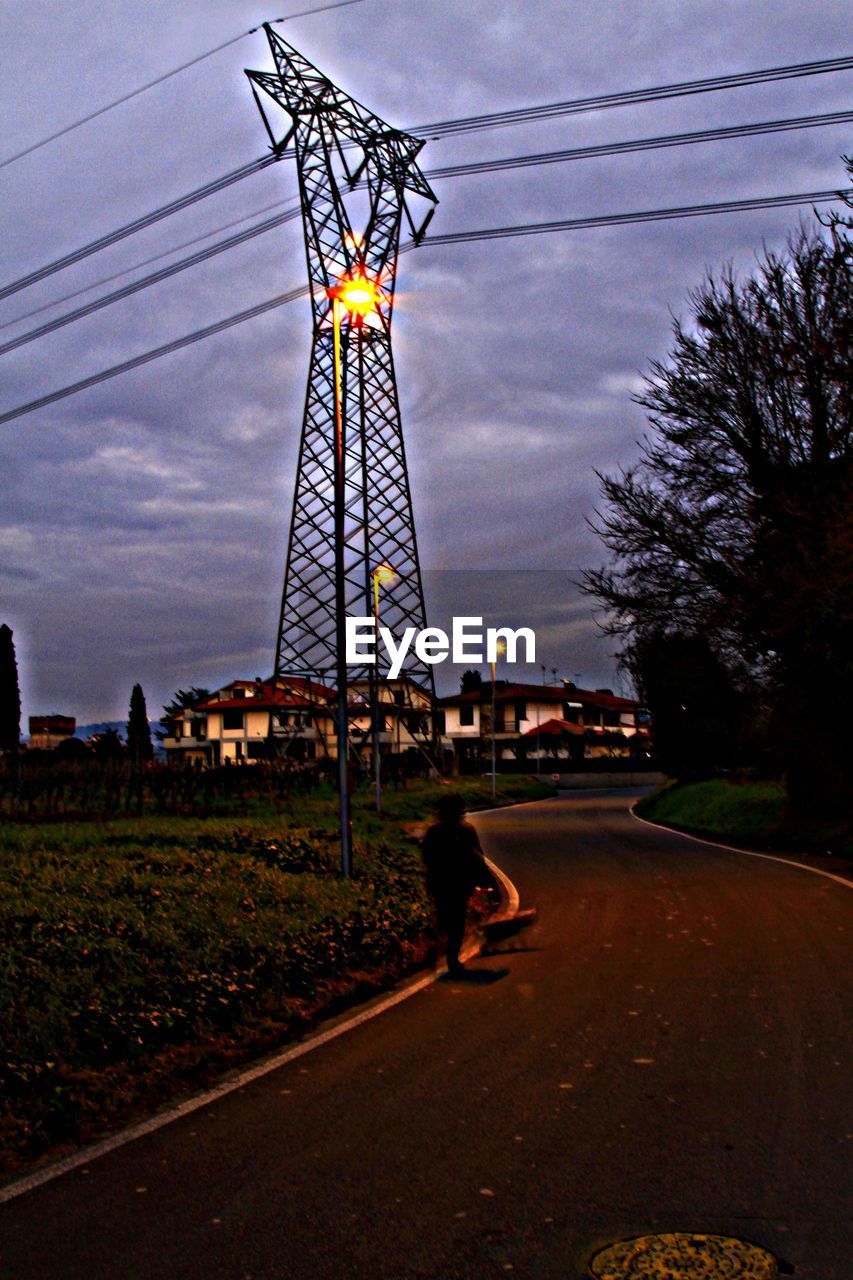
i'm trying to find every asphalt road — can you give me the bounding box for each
[1,790,851,1280]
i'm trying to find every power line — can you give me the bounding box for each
[411,54,853,139]
[0,186,843,427]
[423,109,853,181]
[0,206,302,356]
[0,195,300,332]
[3,105,849,350]
[1,53,850,303]
[0,157,276,304]
[2,52,851,303]
[0,283,309,427]
[0,0,370,171]
[419,189,843,246]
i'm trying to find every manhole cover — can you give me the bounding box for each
[589,1232,778,1278]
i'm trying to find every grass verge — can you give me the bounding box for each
[635,778,853,860]
[0,775,551,1173]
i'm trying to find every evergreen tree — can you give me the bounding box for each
[126,684,153,766]
[0,624,21,752]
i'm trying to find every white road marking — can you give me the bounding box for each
[630,803,852,889]
[484,855,520,915]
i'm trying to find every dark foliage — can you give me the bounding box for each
[583,221,852,812]
[126,684,153,767]
[0,624,21,752]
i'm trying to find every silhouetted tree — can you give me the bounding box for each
[126,684,153,766]
[460,669,482,694]
[626,630,750,776]
[91,728,125,761]
[0,624,21,752]
[583,221,852,812]
[157,687,211,741]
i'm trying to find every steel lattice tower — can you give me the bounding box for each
[246,28,438,700]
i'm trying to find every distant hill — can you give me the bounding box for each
[73,721,126,740]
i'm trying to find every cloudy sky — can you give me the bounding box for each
[1,0,850,723]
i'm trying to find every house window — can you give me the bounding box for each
[393,689,405,707]
[459,705,474,727]
[514,700,527,723]
[223,710,244,731]
[247,742,266,760]
[434,710,446,734]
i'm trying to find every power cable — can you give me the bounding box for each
[0,206,302,355]
[0,156,276,304]
[3,106,849,353]
[0,0,369,171]
[0,186,843,427]
[423,109,853,181]
[0,283,309,427]
[1,53,851,302]
[0,195,300,332]
[418,189,843,246]
[411,54,853,139]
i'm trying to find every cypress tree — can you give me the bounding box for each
[126,683,153,766]
[0,624,21,752]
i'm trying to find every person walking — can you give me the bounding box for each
[422,792,493,977]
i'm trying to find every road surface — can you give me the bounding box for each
[1,789,850,1279]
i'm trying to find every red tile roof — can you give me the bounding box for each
[522,717,585,737]
[439,682,641,711]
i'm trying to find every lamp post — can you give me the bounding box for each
[326,269,382,877]
[371,561,396,814]
[489,640,506,800]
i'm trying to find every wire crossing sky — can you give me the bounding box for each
[0,186,843,425]
[2,108,849,356]
[0,0,371,171]
[1,54,850,302]
[2,0,851,721]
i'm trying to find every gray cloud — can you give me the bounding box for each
[1,0,850,720]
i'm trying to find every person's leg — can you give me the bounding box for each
[444,897,467,973]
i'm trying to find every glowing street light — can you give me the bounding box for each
[325,268,383,877]
[371,561,397,814]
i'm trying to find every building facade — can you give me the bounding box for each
[437,680,649,771]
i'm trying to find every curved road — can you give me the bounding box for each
[1,790,850,1279]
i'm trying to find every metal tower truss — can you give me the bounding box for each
[246,28,439,763]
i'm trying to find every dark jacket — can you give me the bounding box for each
[422,819,489,902]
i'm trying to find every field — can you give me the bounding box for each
[0,776,550,1171]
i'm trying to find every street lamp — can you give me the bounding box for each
[489,639,506,800]
[326,267,382,877]
[371,561,396,815]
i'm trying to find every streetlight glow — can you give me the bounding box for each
[328,272,382,320]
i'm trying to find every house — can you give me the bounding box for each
[28,715,76,750]
[162,674,440,769]
[437,680,649,771]
[162,678,336,766]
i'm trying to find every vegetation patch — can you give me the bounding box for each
[0,776,551,1172]
[636,778,853,861]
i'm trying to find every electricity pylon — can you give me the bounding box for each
[246,28,439,869]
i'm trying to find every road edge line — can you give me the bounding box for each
[629,802,852,889]
[0,859,523,1207]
